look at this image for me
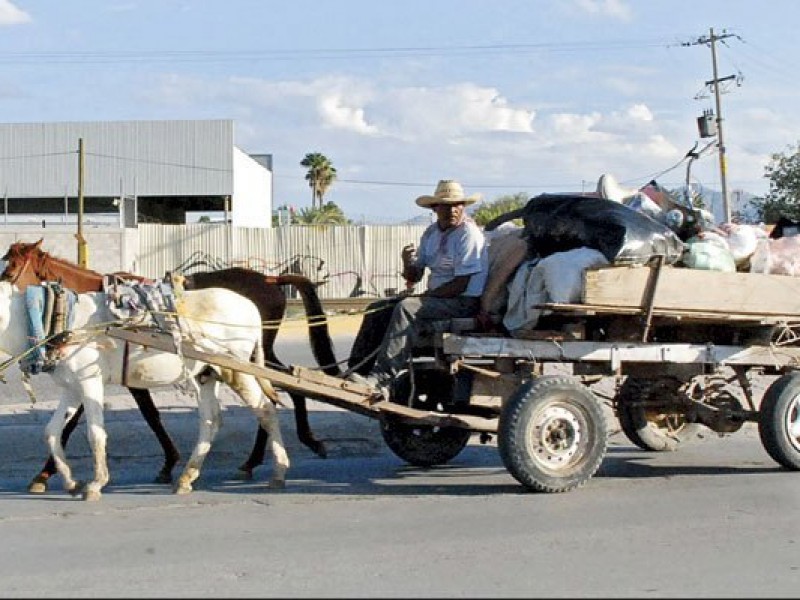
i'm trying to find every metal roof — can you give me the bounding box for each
[0,119,234,198]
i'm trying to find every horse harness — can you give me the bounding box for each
[21,278,179,376]
[21,282,76,374]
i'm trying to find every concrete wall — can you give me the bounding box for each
[0,226,136,275]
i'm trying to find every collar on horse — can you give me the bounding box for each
[21,282,77,374]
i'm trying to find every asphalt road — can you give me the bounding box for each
[0,313,798,597]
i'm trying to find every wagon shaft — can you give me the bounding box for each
[104,326,498,432]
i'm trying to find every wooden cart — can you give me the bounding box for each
[107,264,800,494]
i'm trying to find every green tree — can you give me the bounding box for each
[295,201,350,225]
[471,192,529,227]
[752,142,800,223]
[300,152,337,210]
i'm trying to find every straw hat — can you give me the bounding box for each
[415,180,482,208]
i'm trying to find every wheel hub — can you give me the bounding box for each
[787,397,800,452]
[528,406,581,468]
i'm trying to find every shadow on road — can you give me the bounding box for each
[0,402,786,502]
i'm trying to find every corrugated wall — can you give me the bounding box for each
[137,223,429,298]
[0,223,431,299]
[0,120,233,197]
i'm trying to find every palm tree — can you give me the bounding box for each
[300,152,337,209]
[295,201,350,225]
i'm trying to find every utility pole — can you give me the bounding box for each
[683,28,740,223]
[76,137,88,268]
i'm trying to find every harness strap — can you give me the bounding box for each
[41,284,55,335]
[51,285,68,333]
[121,340,130,387]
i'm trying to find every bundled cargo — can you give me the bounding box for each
[485,193,685,266]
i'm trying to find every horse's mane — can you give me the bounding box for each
[37,250,105,280]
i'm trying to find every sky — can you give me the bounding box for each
[0,0,798,224]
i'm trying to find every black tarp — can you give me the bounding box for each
[486,194,685,265]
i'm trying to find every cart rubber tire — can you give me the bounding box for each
[381,419,472,467]
[758,372,800,470]
[498,376,607,493]
[616,377,702,452]
[380,370,471,467]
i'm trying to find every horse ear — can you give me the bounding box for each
[35,238,44,249]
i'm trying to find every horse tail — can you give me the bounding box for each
[274,274,341,376]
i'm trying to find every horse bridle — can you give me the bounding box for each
[3,251,35,286]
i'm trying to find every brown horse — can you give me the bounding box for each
[0,239,341,492]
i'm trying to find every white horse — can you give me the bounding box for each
[0,281,289,501]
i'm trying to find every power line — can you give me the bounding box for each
[86,151,232,173]
[276,174,591,191]
[0,39,679,66]
[0,151,74,161]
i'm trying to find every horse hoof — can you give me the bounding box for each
[83,489,102,502]
[235,468,255,481]
[173,483,192,495]
[269,478,286,490]
[153,472,173,485]
[67,481,85,497]
[27,479,48,494]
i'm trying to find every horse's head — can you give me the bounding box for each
[0,239,45,289]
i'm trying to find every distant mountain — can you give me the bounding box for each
[671,183,761,224]
[400,213,435,226]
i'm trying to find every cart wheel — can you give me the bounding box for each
[758,372,800,470]
[616,377,702,452]
[380,370,471,467]
[498,376,607,493]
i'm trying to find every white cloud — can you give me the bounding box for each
[170,75,535,143]
[0,0,30,25]
[318,93,379,135]
[627,103,654,122]
[375,83,534,141]
[548,111,606,143]
[573,0,632,21]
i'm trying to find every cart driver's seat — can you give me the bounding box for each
[413,316,485,355]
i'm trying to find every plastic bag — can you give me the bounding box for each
[503,247,608,335]
[516,194,685,265]
[717,223,767,267]
[681,233,736,272]
[750,236,800,276]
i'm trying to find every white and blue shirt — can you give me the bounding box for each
[416,219,488,297]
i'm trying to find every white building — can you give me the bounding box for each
[0,119,273,228]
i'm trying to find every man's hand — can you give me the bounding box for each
[401,243,417,267]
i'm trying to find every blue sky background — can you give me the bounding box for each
[0,0,797,223]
